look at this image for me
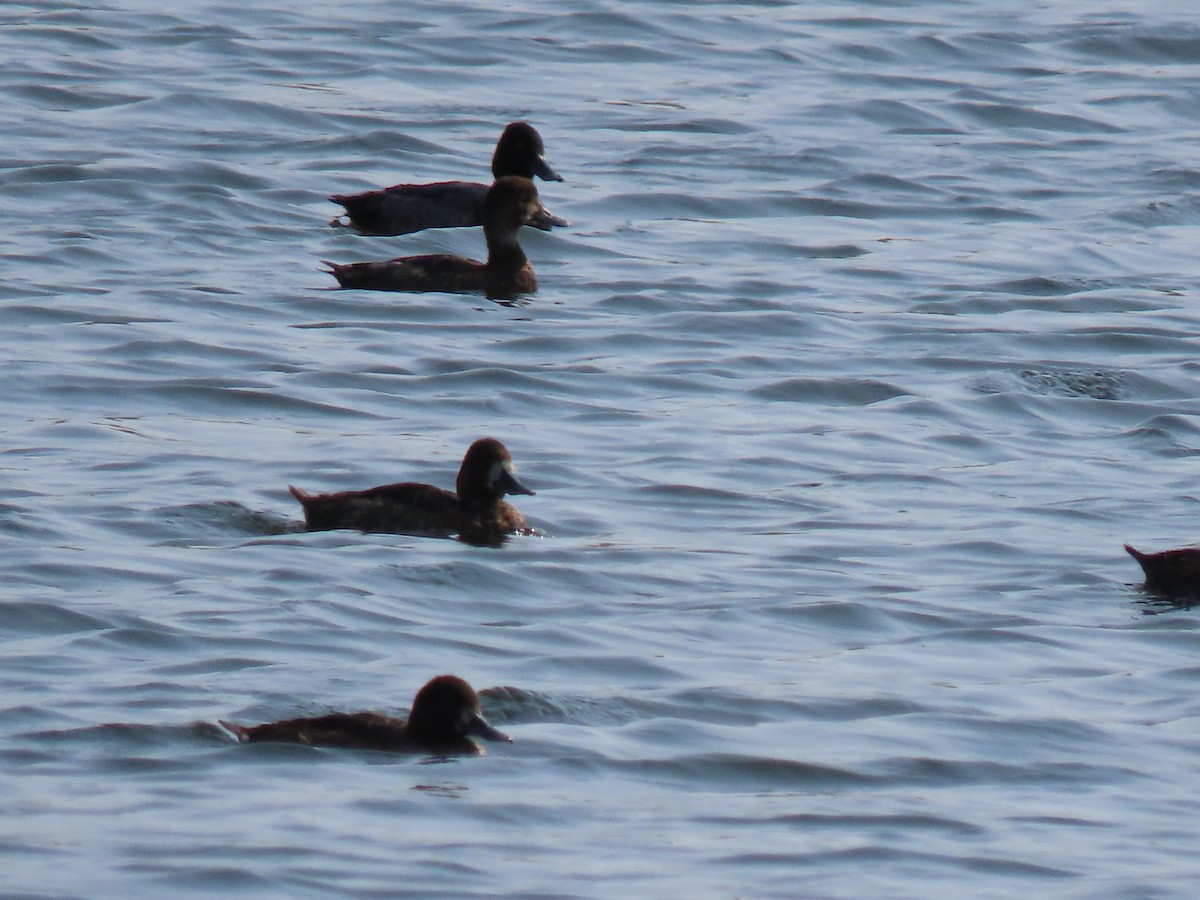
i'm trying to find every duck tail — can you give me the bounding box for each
[1124,544,1151,575]
[288,485,311,503]
[320,261,351,288]
[218,720,249,743]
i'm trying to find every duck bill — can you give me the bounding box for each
[531,157,563,183]
[500,468,535,496]
[527,205,569,231]
[467,714,512,744]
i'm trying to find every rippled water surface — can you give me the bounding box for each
[4,1,1200,896]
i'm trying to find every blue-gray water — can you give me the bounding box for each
[4,1,1200,897]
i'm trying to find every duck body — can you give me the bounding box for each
[1125,544,1200,597]
[331,181,491,236]
[331,181,567,237]
[290,480,528,539]
[325,250,533,299]
[222,675,511,756]
[325,176,547,300]
[290,437,534,543]
[330,122,564,236]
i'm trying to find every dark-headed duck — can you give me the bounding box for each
[325,176,549,301]
[1125,543,1200,597]
[289,437,534,544]
[221,675,511,755]
[330,121,566,236]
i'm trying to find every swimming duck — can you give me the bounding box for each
[325,176,549,300]
[330,121,566,236]
[221,675,511,755]
[289,437,534,543]
[1125,543,1200,597]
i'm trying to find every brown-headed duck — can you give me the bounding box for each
[1125,543,1200,597]
[330,121,566,236]
[289,437,534,544]
[325,176,549,301]
[221,675,511,755]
